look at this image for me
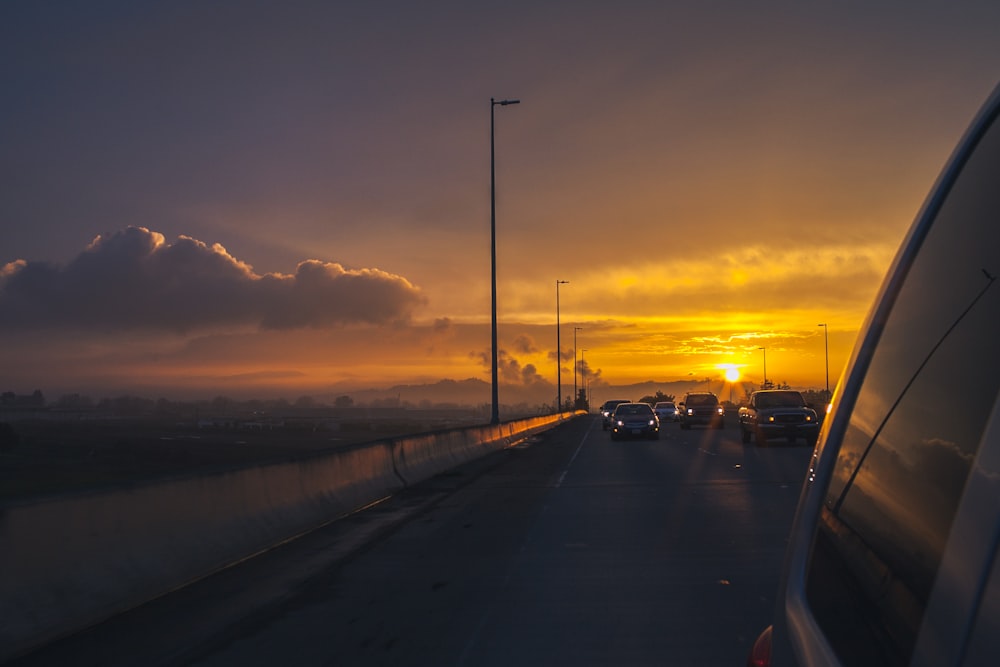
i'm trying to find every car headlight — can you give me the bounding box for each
[716,406,724,415]
[649,419,656,426]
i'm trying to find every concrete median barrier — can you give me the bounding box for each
[0,439,401,661]
[0,412,579,661]
[391,414,563,485]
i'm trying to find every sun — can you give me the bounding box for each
[724,367,741,383]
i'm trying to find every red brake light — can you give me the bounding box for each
[747,625,772,667]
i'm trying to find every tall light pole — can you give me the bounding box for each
[556,279,569,412]
[818,323,829,395]
[582,349,589,409]
[490,97,520,425]
[759,346,767,389]
[573,326,583,406]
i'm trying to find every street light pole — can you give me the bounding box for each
[818,323,829,395]
[573,326,583,406]
[759,346,767,389]
[582,349,589,409]
[490,97,520,425]
[556,279,569,412]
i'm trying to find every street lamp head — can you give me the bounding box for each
[494,98,520,106]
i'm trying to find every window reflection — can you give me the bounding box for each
[807,103,1000,666]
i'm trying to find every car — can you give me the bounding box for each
[653,401,679,422]
[677,392,724,429]
[738,390,819,447]
[599,399,631,430]
[609,402,659,441]
[749,82,1000,667]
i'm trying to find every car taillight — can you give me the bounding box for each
[747,625,772,667]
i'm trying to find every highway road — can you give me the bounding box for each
[10,414,814,666]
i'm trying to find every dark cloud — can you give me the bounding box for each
[547,346,576,363]
[471,348,553,387]
[512,334,538,354]
[497,350,523,384]
[0,227,425,332]
[577,358,600,384]
[521,363,546,386]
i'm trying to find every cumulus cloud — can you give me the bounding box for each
[0,226,425,332]
[512,334,538,354]
[577,358,601,384]
[471,348,552,387]
[521,363,546,385]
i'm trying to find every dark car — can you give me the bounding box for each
[738,390,819,447]
[609,402,659,441]
[749,82,1000,667]
[678,392,724,430]
[599,399,631,430]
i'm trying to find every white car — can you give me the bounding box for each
[653,401,678,422]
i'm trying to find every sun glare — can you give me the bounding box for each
[722,366,741,383]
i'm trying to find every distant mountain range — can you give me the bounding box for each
[318,377,729,409]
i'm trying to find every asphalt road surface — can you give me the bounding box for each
[10,414,814,666]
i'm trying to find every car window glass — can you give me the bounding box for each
[774,392,804,407]
[805,106,1000,666]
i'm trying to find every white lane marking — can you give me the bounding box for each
[459,419,597,664]
[556,418,596,487]
[698,448,717,456]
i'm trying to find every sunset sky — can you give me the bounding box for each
[3,1,1000,405]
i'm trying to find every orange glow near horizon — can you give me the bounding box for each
[4,2,998,403]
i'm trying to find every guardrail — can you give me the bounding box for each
[0,411,582,661]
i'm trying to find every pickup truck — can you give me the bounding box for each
[738,389,819,446]
[678,392,725,430]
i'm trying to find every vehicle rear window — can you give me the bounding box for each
[685,394,716,406]
[756,392,805,408]
[804,105,1000,665]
